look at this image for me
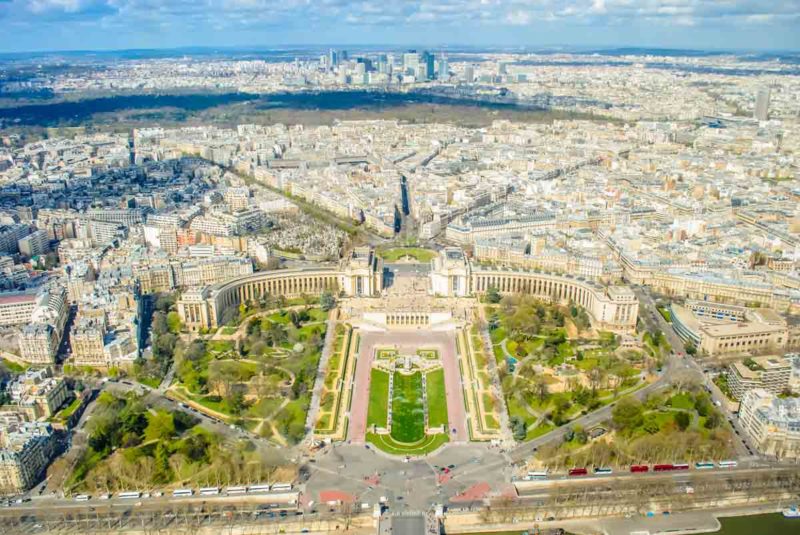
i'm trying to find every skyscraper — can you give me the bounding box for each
[437,57,449,80]
[328,49,338,71]
[754,87,770,121]
[463,65,474,83]
[422,51,435,81]
[403,51,419,75]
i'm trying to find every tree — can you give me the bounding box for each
[152,312,168,337]
[320,290,336,312]
[166,311,182,333]
[154,293,176,313]
[153,442,172,484]
[221,307,239,327]
[532,375,549,403]
[587,367,606,395]
[145,410,176,442]
[509,416,527,441]
[486,286,502,304]
[643,415,661,434]
[612,397,644,434]
[704,411,722,429]
[674,411,691,431]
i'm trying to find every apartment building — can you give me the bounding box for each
[70,318,107,367]
[0,292,38,326]
[17,229,49,258]
[0,224,31,255]
[0,421,56,494]
[739,389,800,460]
[18,323,59,365]
[7,368,69,419]
[727,355,792,400]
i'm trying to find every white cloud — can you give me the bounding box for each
[28,0,87,12]
[4,0,800,32]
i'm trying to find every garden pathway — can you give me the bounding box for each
[305,312,336,435]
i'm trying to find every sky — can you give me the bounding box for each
[0,0,799,53]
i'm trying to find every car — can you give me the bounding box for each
[447,464,455,469]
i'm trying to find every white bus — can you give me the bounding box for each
[225,486,247,495]
[718,460,738,468]
[118,491,141,500]
[525,470,549,480]
[199,487,219,496]
[270,483,292,492]
[248,484,271,494]
[74,495,90,502]
[172,489,193,498]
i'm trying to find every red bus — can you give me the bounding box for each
[653,464,674,472]
[673,463,689,471]
[630,465,649,473]
[568,468,588,477]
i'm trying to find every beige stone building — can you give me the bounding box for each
[0,420,56,494]
[18,323,59,365]
[671,302,792,358]
[70,318,107,367]
[7,368,69,420]
[739,389,800,460]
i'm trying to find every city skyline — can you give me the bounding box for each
[1,0,799,53]
[1,4,800,533]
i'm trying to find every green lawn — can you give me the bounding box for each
[668,393,694,410]
[378,247,437,262]
[489,326,507,345]
[376,348,398,359]
[54,396,82,422]
[526,421,555,440]
[1,359,27,374]
[367,369,390,428]
[426,369,448,429]
[391,372,425,443]
[366,432,448,456]
[246,397,283,418]
[417,349,439,360]
[206,340,234,353]
[492,344,506,366]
